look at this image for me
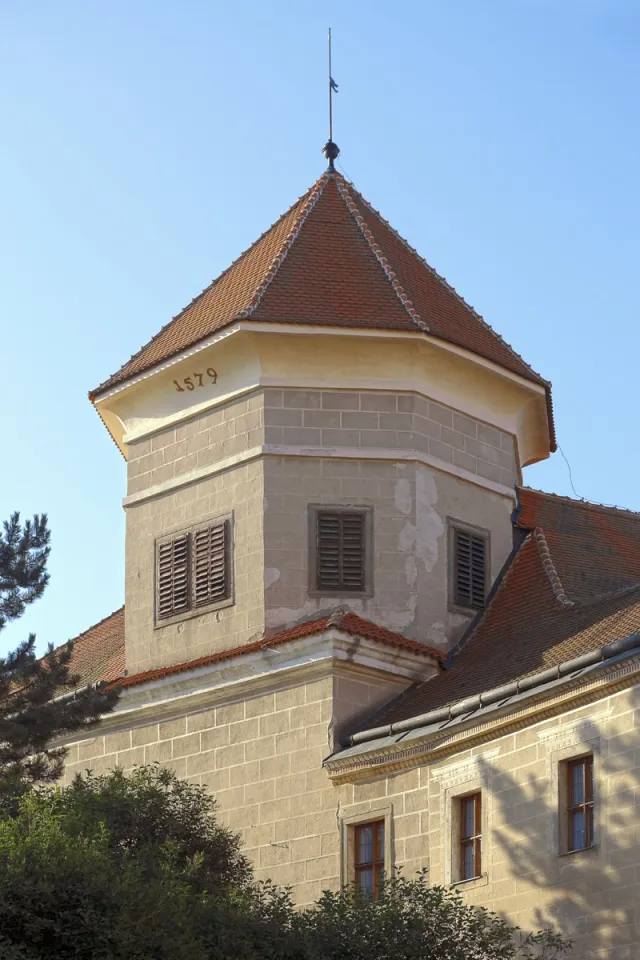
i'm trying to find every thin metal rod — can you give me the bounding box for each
[328,27,333,143]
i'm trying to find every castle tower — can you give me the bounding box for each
[90,167,554,682]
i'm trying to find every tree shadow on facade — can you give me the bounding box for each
[476,690,640,959]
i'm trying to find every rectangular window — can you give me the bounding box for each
[309,506,373,596]
[450,522,488,610]
[156,517,232,623]
[566,756,594,852]
[459,793,482,880]
[354,820,385,900]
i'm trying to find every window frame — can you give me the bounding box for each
[154,512,234,628]
[307,505,374,598]
[565,754,594,853]
[459,792,482,881]
[339,805,393,896]
[447,518,490,614]
[353,820,386,900]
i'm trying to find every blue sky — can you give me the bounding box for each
[1,0,639,657]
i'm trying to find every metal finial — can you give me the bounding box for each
[325,28,340,169]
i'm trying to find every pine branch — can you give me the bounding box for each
[0,512,51,631]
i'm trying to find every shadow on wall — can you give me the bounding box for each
[476,692,640,959]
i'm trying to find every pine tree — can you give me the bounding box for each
[0,511,119,788]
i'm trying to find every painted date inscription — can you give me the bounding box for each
[173,369,217,392]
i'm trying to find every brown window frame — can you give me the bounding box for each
[566,755,594,852]
[308,505,373,598]
[448,519,490,613]
[155,514,233,627]
[459,792,482,881]
[353,820,385,900]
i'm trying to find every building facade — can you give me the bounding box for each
[58,163,640,959]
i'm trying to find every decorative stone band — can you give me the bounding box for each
[238,172,330,319]
[333,174,429,334]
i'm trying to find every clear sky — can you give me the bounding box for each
[1,0,639,658]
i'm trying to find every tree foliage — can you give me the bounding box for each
[0,764,572,960]
[0,511,119,790]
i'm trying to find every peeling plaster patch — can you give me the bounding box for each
[264,568,281,590]
[265,600,319,630]
[398,468,444,574]
[377,594,417,632]
[427,620,447,647]
[394,478,412,515]
[405,555,418,588]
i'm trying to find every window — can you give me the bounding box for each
[566,755,594,852]
[156,516,232,623]
[308,506,373,596]
[354,820,385,900]
[449,520,489,611]
[459,793,482,881]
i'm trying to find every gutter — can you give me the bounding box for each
[51,681,106,705]
[346,631,640,747]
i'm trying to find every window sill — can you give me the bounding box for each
[558,844,597,859]
[154,596,234,630]
[450,873,488,891]
[448,601,485,618]
[307,589,374,600]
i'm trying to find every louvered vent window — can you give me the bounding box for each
[157,534,190,620]
[193,521,229,608]
[311,507,372,595]
[156,517,232,622]
[453,528,487,609]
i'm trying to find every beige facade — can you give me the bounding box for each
[124,385,517,675]
[61,654,640,959]
[74,162,634,959]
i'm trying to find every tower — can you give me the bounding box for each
[90,166,554,683]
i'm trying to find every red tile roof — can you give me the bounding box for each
[63,608,443,693]
[91,171,554,448]
[61,607,125,688]
[369,488,640,726]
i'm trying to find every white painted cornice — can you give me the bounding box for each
[52,630,437,746]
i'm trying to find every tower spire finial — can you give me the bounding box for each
[323,27,340,170]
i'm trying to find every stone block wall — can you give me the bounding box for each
[264,389,518,489]
[124,457,265,675]
[61,670,640,957]
[126,392,265,497]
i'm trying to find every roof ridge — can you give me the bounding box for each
[346,180,548,388]
[520,485,640,521]
[90,177,325,398]
[533,527,574,606]
[237,173,331,319]
[333,174,429,334]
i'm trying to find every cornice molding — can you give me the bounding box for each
[324,656,640,783]
[50,631,430,747]
[94,322,547,405]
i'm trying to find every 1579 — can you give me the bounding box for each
[173,369,217,392]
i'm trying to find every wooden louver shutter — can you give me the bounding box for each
[316,511,365,592]
[157,534,189,620]
[455,530,486,608]
[193,520,229,607]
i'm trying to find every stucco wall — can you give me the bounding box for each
[62,676,640,957]
[263,454,514,649]
[124,387,516,673]
[124,455,265,676]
